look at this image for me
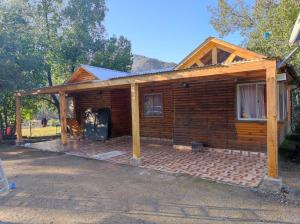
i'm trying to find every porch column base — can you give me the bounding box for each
[259,175,282,192]
[130,157,143,166]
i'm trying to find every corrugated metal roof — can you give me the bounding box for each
[130,67,175,76]
[80,64,130,80]
[77,65,175,81]
[76,58,274,82]
[108,58,270,80]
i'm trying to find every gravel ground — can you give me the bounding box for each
[0,144,300,224]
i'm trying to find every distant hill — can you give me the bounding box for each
[131,54,176,73]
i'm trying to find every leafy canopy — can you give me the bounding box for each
[0,0,133,136]
[208,0,300,71]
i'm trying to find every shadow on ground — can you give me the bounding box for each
[0,144,299,224]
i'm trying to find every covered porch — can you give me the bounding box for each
[28,136,267,187]
[16,59,282,183]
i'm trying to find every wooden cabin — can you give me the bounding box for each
[16,37,298,179]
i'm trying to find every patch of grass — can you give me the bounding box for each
[22,126,60,137]
[280,133,300,164]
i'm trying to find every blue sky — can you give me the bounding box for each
[104,0,245,63]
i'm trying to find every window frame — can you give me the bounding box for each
[237,82,266,121]
[236,81,288,122]
[143,93,163,118]
[277,82,287,121]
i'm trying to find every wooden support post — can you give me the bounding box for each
[59,91,67,145]
[131,83,141,159]
[15,93,22,144]
[266,62,278,178]
[212,47,218,64]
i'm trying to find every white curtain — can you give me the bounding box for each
[240,84,257,119]
[153,94,162,115]
[277,82,287,120]
[144,95,153,116]
[257,84,266,119]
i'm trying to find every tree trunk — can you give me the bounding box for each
[3,104,8,137]
[42,1,60,118]
[47,69,60,118]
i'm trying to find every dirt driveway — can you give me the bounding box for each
[0,144,299,224]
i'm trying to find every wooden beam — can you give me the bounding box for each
[212,47,218,64]
[195,60,204,66]
[225,53,236,64]
[216,44,260,61]
[212,38,266,59]
[174,37,266,70]
[266,61,278,178]
[19,59,272,97]
[15,94,22,144]
[59,91,67,145]
[176,42,215,69]
[131,83,141,158]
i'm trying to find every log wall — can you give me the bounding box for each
[69,88,131,138]
[111,89,131,137]
[172,76,269,151]
[66,72,289,152]
[139,84,174,139]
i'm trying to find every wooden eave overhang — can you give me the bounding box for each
[17,58,276,97]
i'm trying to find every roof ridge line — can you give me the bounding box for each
[80,64,130,74]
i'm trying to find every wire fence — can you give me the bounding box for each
[22,119,61,137]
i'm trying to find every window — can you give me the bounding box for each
[237,83,266,120]
[66,97,75,118]
[278,82,287,121]
[237,82,287,121]
[144,94,163,117]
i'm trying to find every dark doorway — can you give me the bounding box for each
[83,108,111,141]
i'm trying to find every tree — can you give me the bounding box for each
[208,0,300,70]
[0,0,133,138]
[91,36,133,72]
[60,0,107,72]
[30,0,133,115]
[0,0,44,137]
[30,0,65,113]
[209,0,300,153]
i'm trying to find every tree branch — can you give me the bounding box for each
[40,97,57,106]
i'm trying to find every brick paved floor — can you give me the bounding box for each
[28,136,266,187]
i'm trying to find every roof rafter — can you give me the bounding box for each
[175,37,266,70]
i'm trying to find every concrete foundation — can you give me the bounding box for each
[259,175,283,192]
[129,157,143,166]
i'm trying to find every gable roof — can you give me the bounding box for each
[174,37,267,70]
[67,64,176,84]
[67,65,129,83]
[81,65,129,79]
[66,37,268,83]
